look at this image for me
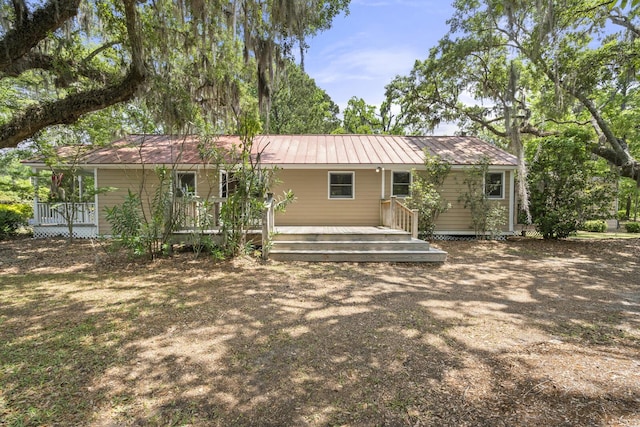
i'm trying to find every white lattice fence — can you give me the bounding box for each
[32,225,98,239]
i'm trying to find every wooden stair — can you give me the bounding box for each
[269,227,447,263]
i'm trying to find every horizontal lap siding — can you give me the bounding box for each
[97,167,218,235]
[96,165,513,233]
[272,169,381,226]
[435,170,512,233]
[435,171,472,233]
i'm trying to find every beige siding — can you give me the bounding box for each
[96,167,218,235]
[96,165,514,234]
[272,169,382,226]
[435,170,512,234]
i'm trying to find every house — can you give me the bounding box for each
[24,134,518,261]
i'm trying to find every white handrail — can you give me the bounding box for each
[380,196,418,238]
[34,202,96,225]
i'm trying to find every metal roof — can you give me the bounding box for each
[29,134,518,167]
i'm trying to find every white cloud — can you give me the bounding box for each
[313,47,418,85]
[352,0,441,8]
[304,0,453,117]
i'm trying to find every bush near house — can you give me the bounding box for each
[527,130,616,239]
[625,222,640,233]
[0,203,32,238]
[581,220,607,233]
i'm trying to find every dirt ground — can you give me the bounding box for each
[1,237,639,426]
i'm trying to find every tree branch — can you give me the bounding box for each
[83,41,122,64]
[0,67,144,149]
[593,145,640,181]
[538,118,591,127]
[1,52,54,77]
[0,0,146,148]
[0,0,81,71]
[123,0,145,76]
[1,52,113,85]
[11,0,29,27]
[609,12,640,37]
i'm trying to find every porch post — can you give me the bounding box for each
[509,169,515,233]
[411,209,419,239]
[32,168,40,225]
[390,195,396,229]
[94,168,99,232]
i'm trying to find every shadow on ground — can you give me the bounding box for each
[1,238,639,426]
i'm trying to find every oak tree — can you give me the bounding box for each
[0,0,349,148]
[385,1,640,186]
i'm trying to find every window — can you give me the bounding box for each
[485,172,504,199]
[176,172,196,197]
[328,172,354,199]
[392,171,411,197]
[221,171,238,198]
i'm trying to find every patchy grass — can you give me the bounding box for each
[1,237,639,426]
[571,230,639,239]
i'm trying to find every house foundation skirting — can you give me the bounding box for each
[32,224,98,239]
[430,233,511,241]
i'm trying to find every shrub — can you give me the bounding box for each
[459,159,507,240]
[404,152,451,239]
[581,220,607,232]
[0,203,32,238]
[527,130,616,239]
[105,190,144,255]
[617,209,629,220]
[625,222,640,233]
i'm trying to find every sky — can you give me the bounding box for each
[303,0,455,120]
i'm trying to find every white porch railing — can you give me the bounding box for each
[381,196,419,238]
[173,198,226,229]
[34,202,96,225]
[173,197,268,230]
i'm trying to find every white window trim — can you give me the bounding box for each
[220,170,236,198]
[176,171,197,197]
[486,171,505,200]
[391,170,412,197]
[328,171,355,200]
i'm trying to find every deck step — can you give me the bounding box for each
[272,232,413,242]
[272,239,431,252]
[269,226,447,263]
[269,249,447,263]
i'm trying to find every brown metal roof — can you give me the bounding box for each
[33,134,518,167]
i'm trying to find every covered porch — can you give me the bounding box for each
[29,166,100,239]
[169,196,446,262]
[31,201,98,239]
[28,194,446,262]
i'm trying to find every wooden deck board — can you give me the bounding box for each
[274,226,408,235]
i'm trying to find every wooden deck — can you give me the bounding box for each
[172,226,448,262]
[275,226,409,235]
[270,226,447,263]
